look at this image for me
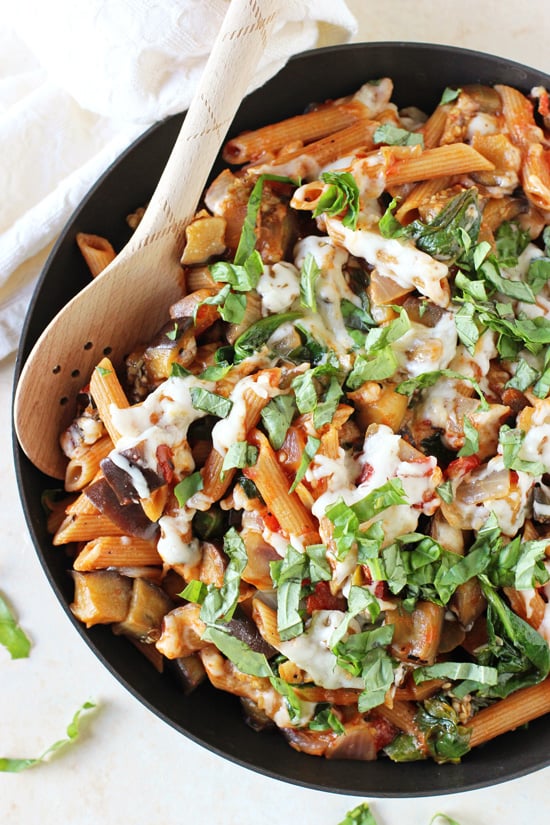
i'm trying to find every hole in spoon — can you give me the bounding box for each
[59,396,69,406]
[83,341,93,350]
[52,365,61,374]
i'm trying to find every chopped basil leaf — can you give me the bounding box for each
[199,527,248,624]
[260,394,296,450]
[0,701,96,773]
[217,290,247,323]
[313,171,360,229]
[325,480,408,559]
[210,257,262,293]
[337,802,379,825]
[190,387,232,418]
[202,625,272,676]
[334,625,395,711]
[514,540,550,590]
[527,256,550,294]
[495,220,530,266]
[329,586,381,649]
[304,544,332,583]
[440,87,461,104]
[454,270,489,301]
[170,362,192,378]
[378,196,406,239]
[95,365,112,376]
[413,661,498,686]
[505,359,539,392]
[499,425,546,475]
[174,471,204,506]
[351,478,408,522]
[221,442,259,474]
[198,361,233,381]
[407,189,481,263]
[309,705,345,734]
[454,302,479,353]
[299,253,320,312]
[271,545,308,640]
[0,593,31,659]
[289,435,320,493]
[396,368,489,410]
[233,311,302,362]
[480,257,536,303]
[364,307,411,352]
[346,346,398,388]
[340,297,376,331]
[373,122,424,147]
[457,416,479,457]
[180,579,208,604]
[234,174,297,266]
[477,578,550,697]
[313,376,343,429]
[436,481,453,504]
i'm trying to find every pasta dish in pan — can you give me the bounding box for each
[49,76,550,763]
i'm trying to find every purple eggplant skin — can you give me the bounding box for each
[85,477,159,540]
[100,446,165,506]
[226,613,277,658]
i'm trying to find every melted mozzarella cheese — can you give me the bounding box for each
[326,217,450,307]
[157,511,201,565]
[393,312,457,378]
[257,262,300,315]
[111,374,215,474]
[278,610,365,690]
[293,234,359,354]
[211,372,280,457]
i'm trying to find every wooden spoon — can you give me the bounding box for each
[14,0,278,479]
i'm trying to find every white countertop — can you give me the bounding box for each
[2,2,550,822]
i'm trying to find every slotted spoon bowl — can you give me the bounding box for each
[13,0,277,480]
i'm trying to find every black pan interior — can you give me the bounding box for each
[13,42,550,796]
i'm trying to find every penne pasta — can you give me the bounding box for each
[73,535,162,571]
[469,678,550,748]
[76,232,116,277]
[386,143,495,185]
[89,357,129,443]
[64,434,114,492]
[223,100,367,164]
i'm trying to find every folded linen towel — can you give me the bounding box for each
[1,0,357,359]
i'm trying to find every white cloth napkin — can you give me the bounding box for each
[1,0,357,360]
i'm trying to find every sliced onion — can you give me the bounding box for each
[455,466,510,505]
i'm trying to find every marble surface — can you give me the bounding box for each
[2,2,550,822]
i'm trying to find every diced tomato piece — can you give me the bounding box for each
[374,581,390,600]
[156,444,175,485]
[306,581,346,613]
[263,512,281,533]
[358,462,375,485]
[371,714,399,751]
[445,454,480,480]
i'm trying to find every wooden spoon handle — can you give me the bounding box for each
[131,0,278,252]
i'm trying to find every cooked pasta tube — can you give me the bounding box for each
[53,512,125,544]
[469,678,550,748]
[76,232,116,277]
[386,143,495,185]
[245,429,319,540]
[73,536,162,571]
[64,434,114,492]
[223,100,366,164]
[89,357,129,443]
